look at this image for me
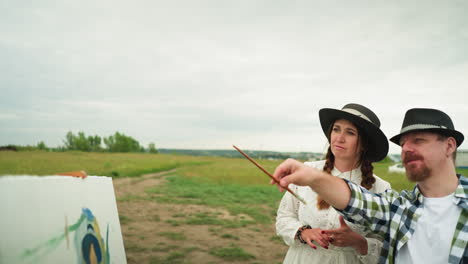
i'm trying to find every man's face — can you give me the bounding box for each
[399,132,447,182]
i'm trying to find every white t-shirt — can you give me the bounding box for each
[395,193,461,263]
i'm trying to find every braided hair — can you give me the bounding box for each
[317,122,376,210]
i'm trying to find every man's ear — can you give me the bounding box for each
[446,137,457,157]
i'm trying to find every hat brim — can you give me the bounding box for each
[319,108,389,162]
[390,128,464,147]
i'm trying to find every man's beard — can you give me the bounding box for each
[405,165,431,182]
[403,153,431,182]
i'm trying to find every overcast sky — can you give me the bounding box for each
[1,0,467,154]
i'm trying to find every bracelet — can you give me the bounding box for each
[295,225,312,244]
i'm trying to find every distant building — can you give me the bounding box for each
[388,163,405,173]
[388,154,401,163]
[456,149,468,169]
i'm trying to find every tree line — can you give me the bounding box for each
[5,131,158,153]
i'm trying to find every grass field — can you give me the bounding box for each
[0,150,421,190]
[3,150,465,226]
[2,151,466,222]
[0,151,210,177]
[2,151,467,263]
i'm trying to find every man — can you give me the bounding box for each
[272,108,467,264]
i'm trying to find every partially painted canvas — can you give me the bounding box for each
[0,175,127,264]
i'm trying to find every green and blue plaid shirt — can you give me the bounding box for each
[339,175,467,264]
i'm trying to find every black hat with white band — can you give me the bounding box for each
[390,108,464,147]
[319,103,389,162]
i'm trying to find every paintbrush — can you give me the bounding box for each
[232,145,307,205]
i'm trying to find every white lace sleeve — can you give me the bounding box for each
[356,174,388,263]
[356,235,383,263]
[372,175,391,193]
[276,184,302,246]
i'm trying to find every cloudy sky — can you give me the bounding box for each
[1,0,467,154]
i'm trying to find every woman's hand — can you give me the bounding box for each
[322,216,368,255]
[300,228,330,249]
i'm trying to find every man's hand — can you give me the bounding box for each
[271,158,351,210]
[271,158,321,190]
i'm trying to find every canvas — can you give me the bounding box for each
[0,175,127,264]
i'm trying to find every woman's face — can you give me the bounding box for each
[330,119,361,161]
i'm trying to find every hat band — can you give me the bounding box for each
[400,123,448,134]
[342,108,372,123]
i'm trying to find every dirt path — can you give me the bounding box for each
[114,169,177,198]
[113,170,288,264]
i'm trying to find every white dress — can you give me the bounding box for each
[276,160,391,264]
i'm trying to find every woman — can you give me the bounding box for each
[276,103,391,263]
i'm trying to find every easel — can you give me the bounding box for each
[56,171,87,179]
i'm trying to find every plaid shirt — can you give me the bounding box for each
[339,175,468,264]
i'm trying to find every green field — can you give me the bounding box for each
[2,151,467,263]
[3,150,467,193]
[0,151,214,177]
[0,151,420,224]
[0,151,416,189]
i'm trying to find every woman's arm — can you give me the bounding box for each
[353,176,390,263]
[275,184,303,246]
[356,234,384,263]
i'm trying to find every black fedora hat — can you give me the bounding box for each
[319,103,389,162]
[390,108,464,146]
